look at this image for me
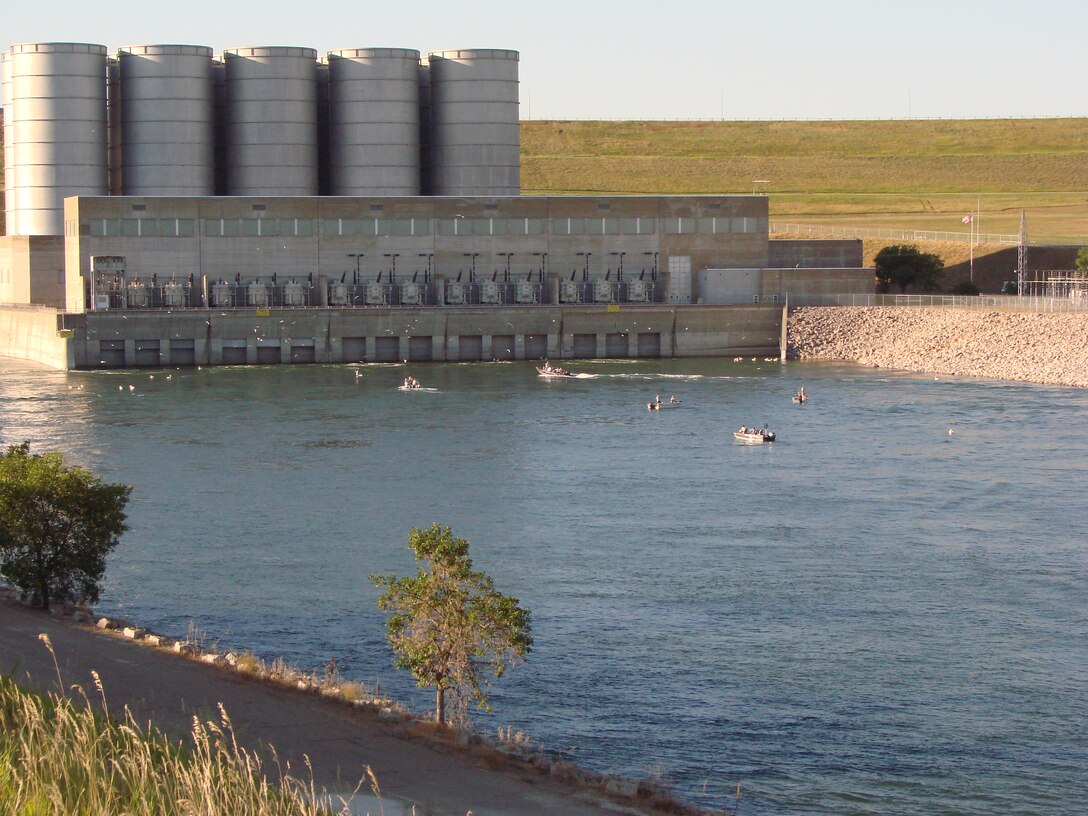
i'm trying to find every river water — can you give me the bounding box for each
[1,357,1085,815]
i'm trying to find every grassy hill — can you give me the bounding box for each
[522,119,1088,246]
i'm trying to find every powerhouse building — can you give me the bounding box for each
[0,41,872,369]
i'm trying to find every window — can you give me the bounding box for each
[621,218,639,235]
[471,218,491,236]
[223,219,241,237]
[527,218,545,236]
[91,219,106,237]
[586,218,604,236]
[105,219,122,237]
[438,219,459,236]
[603,218,620,235]
[569,218,585,236]
[178,219,195,237]
[551,218,569,235]
[378,218,413,237]
[242,220,260,237]
[697,218,715,234]
[122,219,139,237]
[322,219,341,237]
[412,218,430,236]
[730,217,745,234]
[296,219,314,237]
[639,217,656,234]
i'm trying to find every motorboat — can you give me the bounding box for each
[792,386,807,404]
[734,426,776,443]
[398,384,438,392]
[537,363,574,378]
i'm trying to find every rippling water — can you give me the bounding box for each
[2,357,1085,815]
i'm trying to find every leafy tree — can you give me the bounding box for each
[370,524,532,725]
[0,442,130,611]
[874,244,945,293]
[1076,247,1088,271]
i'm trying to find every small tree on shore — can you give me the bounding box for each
[370,524,532,725]
[874,244,945,293]
[0,442,130,611]
[1076,247,1088,271]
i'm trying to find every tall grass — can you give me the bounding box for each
[0,638,364,816]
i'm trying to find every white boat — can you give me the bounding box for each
[398,385,438,392]
[647,399,681,410]
[536,365,574,378]
[733,427,776,443]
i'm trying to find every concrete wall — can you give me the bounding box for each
[63,194,771,310]
[769,239,863,269]
[0,306,71,368]
[760,267,874,300]
[0,236,66,307]
[57,303,782,369]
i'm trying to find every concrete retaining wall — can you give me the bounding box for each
[0,307,72,369]
[53,304,782,369]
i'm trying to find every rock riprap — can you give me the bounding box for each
[788,307,1088,388]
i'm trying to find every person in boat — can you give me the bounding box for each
[669,395,678,404]
[738,425,747,434]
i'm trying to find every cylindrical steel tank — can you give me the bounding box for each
[326,47,420,196]
[116,44,215,195]
[223,46,318,196]
[427,48,520,196]
[8,42,108,235]
[417,57,432,195]
[2,50,17,235]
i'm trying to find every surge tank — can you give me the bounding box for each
[7,42,108,235]
[116,44,215,195]
[326,47,420,196]
[223,46,318,196]
[427,48,520,196]
[2,50,16,234]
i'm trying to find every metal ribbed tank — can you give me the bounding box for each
[427,48,519,196]
[8,42,108,235]
[2,50,16,235]
[326,48,420,195]
[223,46,317,196]
[116,44,215,195]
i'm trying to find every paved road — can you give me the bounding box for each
[0,602,638,816]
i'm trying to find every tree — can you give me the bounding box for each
[0,442,130,611]
[370,524,532,725]
[1076,247,1088,271]
[874,244,945,293]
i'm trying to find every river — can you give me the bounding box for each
[1,357,1084,815]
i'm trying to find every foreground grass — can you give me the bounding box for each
[0,648,361,816]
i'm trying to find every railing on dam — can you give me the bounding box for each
[788,293,1088,313]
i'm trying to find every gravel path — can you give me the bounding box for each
[788,307,1088,388]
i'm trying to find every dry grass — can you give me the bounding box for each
[0,639,363,815]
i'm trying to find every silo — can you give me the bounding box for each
[116,44,215,195]
[223,46,318,196]
[2,50,16,235]
[8,42,108,236]
[427,49,520,196]
[326,48,420,196]
[417,57,432,195]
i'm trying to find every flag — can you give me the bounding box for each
[962,214,973,224]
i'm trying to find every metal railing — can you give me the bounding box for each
[788,293,1088,313]
[771,222,1023,245]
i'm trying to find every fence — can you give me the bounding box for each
[771,222,1022,245]
[788,293,1088,313]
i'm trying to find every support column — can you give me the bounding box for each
[159,339,172,367]
[596,333,605,359]
[124,339,135,367]
[398,335,409,362]
[447,335,460,361]
[482,334,493,360]
[365,336,375,361]
[246,337,257,364]
[628,332,639,359]
[514,334,525,360]
[547,332,560,358]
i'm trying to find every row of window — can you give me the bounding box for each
[85,215,767,239]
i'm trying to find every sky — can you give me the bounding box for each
[3,0,1086,121]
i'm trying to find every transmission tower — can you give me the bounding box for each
[1017,210,1027,296]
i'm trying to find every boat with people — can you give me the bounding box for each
[398,376,437,392]
[537,361,575,378]
[647,395,681,410]
[734,425,776,443]
[792,385,807,404]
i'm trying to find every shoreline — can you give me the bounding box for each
[787,306,1088,388]
[0,588,705,816]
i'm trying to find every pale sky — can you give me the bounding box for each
[3,0,1085,121]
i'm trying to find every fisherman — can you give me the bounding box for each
[669,395,678,404]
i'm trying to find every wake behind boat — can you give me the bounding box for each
[734,425,776,443]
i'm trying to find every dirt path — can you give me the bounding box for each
[0,601,641,816]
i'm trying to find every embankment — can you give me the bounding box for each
[788,307,1088,388]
